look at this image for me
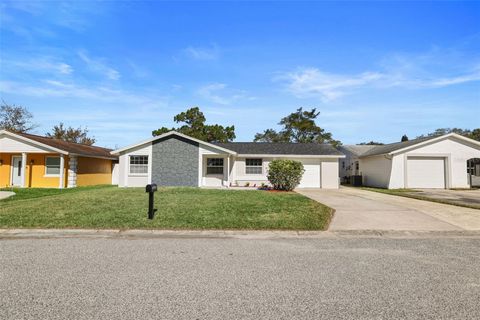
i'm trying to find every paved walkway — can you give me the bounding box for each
[297,187,480,231]
[0,191,15,200]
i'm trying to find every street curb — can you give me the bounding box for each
[1,229,480,239]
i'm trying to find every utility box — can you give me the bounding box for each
[352,175,363,187]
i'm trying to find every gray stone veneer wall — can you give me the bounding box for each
[151,136,199,186]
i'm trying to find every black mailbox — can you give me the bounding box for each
[146,184,158,193]
[145,184,158,219]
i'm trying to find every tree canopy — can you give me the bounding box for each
[417,128,480,141]
[358,141,384,145]
[46,123,96,145]
[152,107,235,142]
[0,102,36,133]
[254,108,340,146]
[401,134,409,142]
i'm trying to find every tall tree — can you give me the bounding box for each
[0,102,36,133]
[401,134,409,142]
[152,107,235,142]
[46,123,96,145]
[253,108,341,146]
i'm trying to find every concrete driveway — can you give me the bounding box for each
[297,187,480,231]
[407,189,480,209]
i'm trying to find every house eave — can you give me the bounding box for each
[111,131,237,155]
[237,154,345,158]
[0,130,69,155]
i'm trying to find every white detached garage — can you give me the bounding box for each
[359,133,480,189]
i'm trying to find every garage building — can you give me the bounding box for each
[358,133,480,189]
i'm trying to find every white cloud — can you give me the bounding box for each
[78,50,120,80]
[278,68,383,101]
[197,83,229,104]
[0,57,73,75]
[182,44,220,60]
[0,79,165,107]
[0,78,172,147]
[277,64,480,102]
[196,83,253,105]
[277,46,480,102]
[426,70,480,87]
[57,63,73,75]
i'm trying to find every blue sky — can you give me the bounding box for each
[1,1,479,148]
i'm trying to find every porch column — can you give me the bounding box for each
[226,155,230,187]
[59,154,65,189]
[67,156,78,188]
[21,152,27,188]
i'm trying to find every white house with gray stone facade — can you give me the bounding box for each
[111,131,345,189]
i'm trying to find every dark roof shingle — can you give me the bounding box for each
[213,142,343,156]
[359,136,439,157]
[18,132,117,159]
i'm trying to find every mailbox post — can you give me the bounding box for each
[145,184,158,219]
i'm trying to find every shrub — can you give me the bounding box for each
[267,160,305,191]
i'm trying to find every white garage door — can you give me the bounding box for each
[407,157,445,189]
[298,159,321,188]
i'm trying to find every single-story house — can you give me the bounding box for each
[111,131,345,188]
[0,130,118,188]
[355,133,480,189]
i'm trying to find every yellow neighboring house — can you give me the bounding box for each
[0,130,118,188]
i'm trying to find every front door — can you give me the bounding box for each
[11,156,23,186]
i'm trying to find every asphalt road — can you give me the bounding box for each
[1,236,480,319]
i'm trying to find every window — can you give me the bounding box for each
[207,158,224,175]
[342,161,345,169]
[129,155,148,174]
[246,158,263,174]
[355,162,359,170]
[45,157,61,175]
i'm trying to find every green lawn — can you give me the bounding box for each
[0,186,333,230]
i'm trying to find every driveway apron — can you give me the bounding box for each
[297,187,480,231]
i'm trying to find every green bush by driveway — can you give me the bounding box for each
[0,186,333,230]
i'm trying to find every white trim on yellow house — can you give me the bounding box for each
[0,130,68,154]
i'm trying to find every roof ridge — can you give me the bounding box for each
[19,132,111,151]
[214,141,336,145]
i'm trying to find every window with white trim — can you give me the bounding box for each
[45,157,61,176]
[207,158,224,175]
[246,158,263,174]
[129,155,148,174]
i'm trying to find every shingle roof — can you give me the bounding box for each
[212,142,344,156]
[17,132,117,159]
[338,145,378,157]
[359,136,439,157]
